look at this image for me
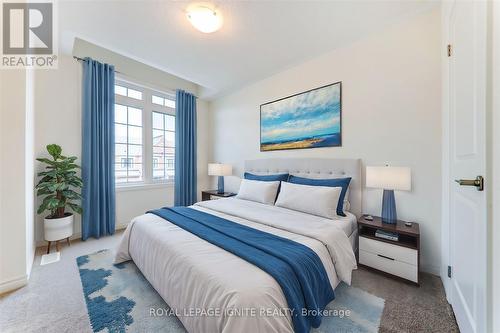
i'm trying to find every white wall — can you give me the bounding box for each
[0,69,36,293]
[0,70,3,288]
[72,38,200,96]
[34,54,210,243]
[25,69,36,276]
[209,8,442,274]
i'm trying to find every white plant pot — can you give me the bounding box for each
[44,214,74,241]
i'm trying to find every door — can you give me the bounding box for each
[447,1,488,333]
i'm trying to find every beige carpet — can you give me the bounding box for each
[352,267,458,332]
[1,232,458,333]
[0,233,123,333]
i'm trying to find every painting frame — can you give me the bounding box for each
[260,81,342,152]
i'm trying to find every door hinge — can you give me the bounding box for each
[447,44,452,57]
[448,265,452,278]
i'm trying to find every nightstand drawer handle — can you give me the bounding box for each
[377,254,395,261]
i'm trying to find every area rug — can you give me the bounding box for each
[77,250,384,332]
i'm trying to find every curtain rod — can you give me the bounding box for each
[73,56,123,74]
[73,56,199,98]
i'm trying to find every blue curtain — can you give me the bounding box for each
[174,90,197,206]
[81,57,116,240]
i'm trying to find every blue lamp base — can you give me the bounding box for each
[217,176,225,194]
[381,189,397,224]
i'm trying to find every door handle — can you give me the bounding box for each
[455,176,484,191]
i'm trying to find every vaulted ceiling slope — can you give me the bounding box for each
[59,1,437,99]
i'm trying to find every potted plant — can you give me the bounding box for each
[36,144,83,248]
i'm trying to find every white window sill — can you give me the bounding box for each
[116,182,174,192]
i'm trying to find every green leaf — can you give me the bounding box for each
[36,158,58,166]
[62,189,81,199]
[35,181,51,189]
[47,144,62,160]
[37,188,53,196]
[45,197,60,211]
[37,201,48,214]
[67,202,83,214]
[36,174,55,183]
[68,179,83,188]
[65,164,80,169]
[41,194,56,202]
[47,184,59,192]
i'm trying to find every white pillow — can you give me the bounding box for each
[275,182,342,219]
[236,179,280,205]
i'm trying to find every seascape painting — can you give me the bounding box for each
[260,82,342,151]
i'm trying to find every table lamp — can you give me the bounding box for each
[208,163,232,194]
[366,166,411,224]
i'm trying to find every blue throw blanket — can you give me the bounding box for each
[148,207,335,333]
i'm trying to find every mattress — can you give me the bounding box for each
[115,197,357,333]
[337,212,358,237]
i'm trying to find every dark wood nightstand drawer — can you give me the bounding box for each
[201,190,236,201]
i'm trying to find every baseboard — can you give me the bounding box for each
[0,275,28,295]
[27,243,36,280]
[36,222,129,247]
[440,267,451,303]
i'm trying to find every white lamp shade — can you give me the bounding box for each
[366,166,411,191]
[208,163,232,176]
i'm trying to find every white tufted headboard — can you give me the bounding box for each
[244,158,362,217]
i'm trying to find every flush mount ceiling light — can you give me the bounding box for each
[186,2,223,33]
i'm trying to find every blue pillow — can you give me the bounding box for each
[244,172,289,182]
[287,175,352,216]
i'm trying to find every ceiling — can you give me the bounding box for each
[59,1,437,99]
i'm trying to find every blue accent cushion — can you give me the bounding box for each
[244,172,289,182]
[287,175,352,217]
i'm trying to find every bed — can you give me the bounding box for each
[115,158,361,333]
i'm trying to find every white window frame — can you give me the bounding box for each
[115,78,176,190]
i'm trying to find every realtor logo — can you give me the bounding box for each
[2,2,57,68]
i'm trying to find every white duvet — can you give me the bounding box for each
[115,198,357,333]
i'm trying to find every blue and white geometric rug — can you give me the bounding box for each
[77,250,384,333]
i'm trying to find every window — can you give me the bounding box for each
[114,103,143,183]
[114,80,176,186]
[152,112,175,181]
[120,157,134,169]
[152,94,176,109]
[115,84,143,100]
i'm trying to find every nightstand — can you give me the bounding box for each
[357,216,420,285]
[201,190,236,201]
